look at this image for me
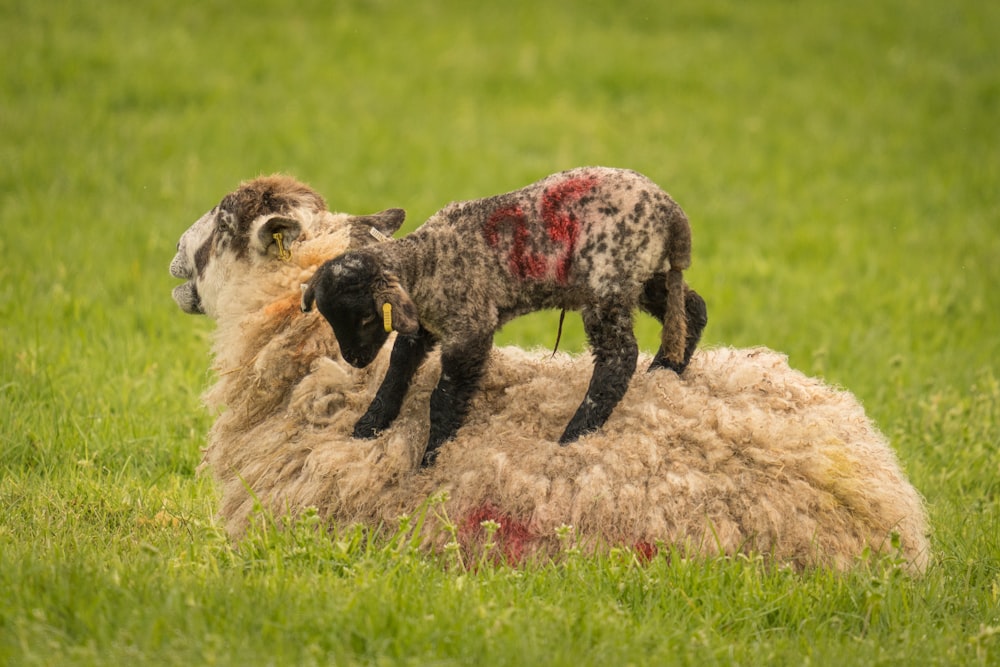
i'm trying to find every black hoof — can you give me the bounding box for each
[558,426,595,446]
[352,422,380,440]
[420,447,440,468]
[647,357,687,374]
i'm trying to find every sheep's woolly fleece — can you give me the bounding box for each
[187,179,930,574]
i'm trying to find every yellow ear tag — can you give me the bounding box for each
[272,232,292,261]
[369,227,391,243]
[382,302,393,333]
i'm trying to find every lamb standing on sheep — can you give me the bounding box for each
[302,167,708,466]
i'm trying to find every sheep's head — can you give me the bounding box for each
[169,175,405,319]
[169,175,325,317]
[301,252,419,368]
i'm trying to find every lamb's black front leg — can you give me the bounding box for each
[560,304,638,444]
[354,328,436,439]
[421,335,492,467]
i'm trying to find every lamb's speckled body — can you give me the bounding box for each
[304,168,707,465]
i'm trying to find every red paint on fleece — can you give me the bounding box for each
[459,504,536,564]
[633,541,658,562]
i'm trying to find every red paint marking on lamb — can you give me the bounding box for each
[483,205,547,280]
[482,174,599,284]
[539,175,599,283]
[459,504,536,564]
[482,205,519,247]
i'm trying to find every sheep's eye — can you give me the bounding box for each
[360,315,377,327]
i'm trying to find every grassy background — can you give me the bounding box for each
[2,0,998,664]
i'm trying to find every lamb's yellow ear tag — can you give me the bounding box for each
[382,303,393,333]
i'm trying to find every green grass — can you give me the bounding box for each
[2,0,999,664]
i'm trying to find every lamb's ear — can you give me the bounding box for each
[368,208,406,235]
[375,277,419,335]
[256,216,302,257]
[349,208,406,248]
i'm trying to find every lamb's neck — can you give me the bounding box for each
[370,238,426,292]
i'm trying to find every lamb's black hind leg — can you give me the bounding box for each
[640,276,708,373]
[559,303,638,444]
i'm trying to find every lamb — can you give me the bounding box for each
[169,174,930,573]
[301,167,708,466]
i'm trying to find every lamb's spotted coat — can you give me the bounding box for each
[303,167,707,466]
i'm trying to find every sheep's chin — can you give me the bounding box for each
[172,282,204,315]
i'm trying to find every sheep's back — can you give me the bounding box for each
[205,340,930,574]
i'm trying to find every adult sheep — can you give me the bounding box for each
[170,174,930,573]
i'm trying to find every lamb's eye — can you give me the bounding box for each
[360,315,377,327]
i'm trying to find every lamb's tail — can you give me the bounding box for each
[660,267,688,367]
[657,198,693,370]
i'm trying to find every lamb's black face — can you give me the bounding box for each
[310,255,392,368]
[329,310,390,369]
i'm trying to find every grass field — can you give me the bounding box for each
[2,0,999,664]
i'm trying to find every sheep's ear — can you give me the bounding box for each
[349,208,406,248]
[376,278,419,335]
[257,216,302,257]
